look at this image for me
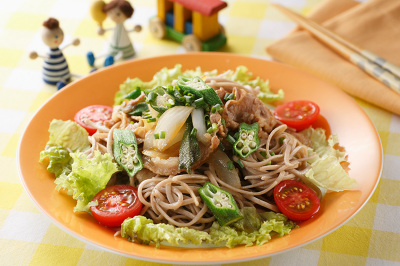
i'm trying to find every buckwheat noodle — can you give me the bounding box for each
[83,76,313,230]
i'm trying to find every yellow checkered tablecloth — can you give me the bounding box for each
[1,0,399,265]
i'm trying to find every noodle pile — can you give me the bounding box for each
[84,74,315,230]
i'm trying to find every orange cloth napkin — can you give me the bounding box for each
[266,0,400,115]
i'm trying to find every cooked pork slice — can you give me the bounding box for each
[222,88,277,135]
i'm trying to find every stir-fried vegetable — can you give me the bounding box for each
[178,119,200,174]
[177,76,223,106]
[124,87,142,100]
[145,86,176,113]
[199,182,243,226]
[210,149,241,188]
[113,129,143,177]
[152,106,194,151]
[234,122,260,158]
[191,108,208,144]
[128,102,149,116]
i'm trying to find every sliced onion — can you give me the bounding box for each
[153,106,193,151]
[191,108,209,144]
[143,141,181,159]
[210,149,241,188]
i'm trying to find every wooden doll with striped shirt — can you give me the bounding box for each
[29,18,80,90]
[87,0,141,69]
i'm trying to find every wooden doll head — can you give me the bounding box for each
[42,18,64,49]
[103,0,133,24]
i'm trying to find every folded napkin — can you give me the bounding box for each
[266,0,400,115]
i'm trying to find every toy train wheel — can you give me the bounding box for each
[149,17,166,39]
[182,35,202,52]
[220,24,225,35]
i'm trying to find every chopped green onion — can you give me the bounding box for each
[236,159,244,168]
[270,151,275,156]
[184,95,193,103]
[160,131,166,139]
[212,123,218,131]
[227,135,236,145]
[227,160,234,171]
[207,127,214,134]
[221,118,225,127]
[211,104,222,113]
[167,85,174,94]
[260,151,267,157]
[279,137,285,145]
[154,133,160,139]
[147,117,156,123]
[194,98,206,109]
[224,93,235,101]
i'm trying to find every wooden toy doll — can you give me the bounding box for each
[29,18,80,90]
[87,0,141,69]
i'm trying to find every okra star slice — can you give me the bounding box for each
[234,122,260,159]
[177,76,223,106]
[113,129,143,177]
[199,182,243,226]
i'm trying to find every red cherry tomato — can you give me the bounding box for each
[90,185,142,227]
[74,105,113,135]
[274,100,320,131]
[273,180,320,221]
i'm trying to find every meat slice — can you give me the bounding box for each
[222,88,277,135]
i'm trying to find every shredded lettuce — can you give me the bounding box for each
[114,78,145,106]
[46,119,90,152]
[121,208,297,248]
[121,216,211,248]
[304,128,358,191]
[54,151,119,213]
[113,65,282,106]
[39,145,72,177]
[224,66,284,103]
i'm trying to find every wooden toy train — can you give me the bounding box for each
[149,0,227,51]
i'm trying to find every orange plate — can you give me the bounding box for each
[17,53,382,264]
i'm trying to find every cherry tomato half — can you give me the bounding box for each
[90,185,143,227]
[273,180,320,221]
[74,105,113,135]
[274,100,320,131]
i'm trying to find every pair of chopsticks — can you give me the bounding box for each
[272,4,400,94]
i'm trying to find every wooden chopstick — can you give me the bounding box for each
[272,4,400,94]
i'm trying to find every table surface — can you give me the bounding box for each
[1,0,399,265]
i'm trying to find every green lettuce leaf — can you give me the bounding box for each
[224,66,284,103]
[47,119,90,152]
[121,210,297,248]
[39,145,72,177]
[210,217,295,247]
[304,128,358,191]
[54,151,119,213]
[121,216,211,248]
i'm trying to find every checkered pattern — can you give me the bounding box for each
[1,0,399,265]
